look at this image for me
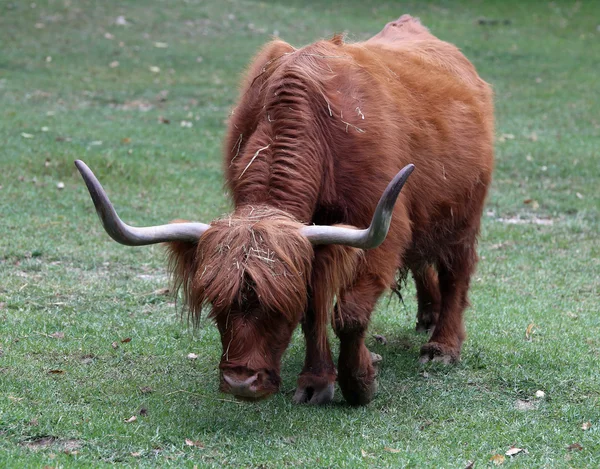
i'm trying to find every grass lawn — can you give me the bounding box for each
[1,0,598,467]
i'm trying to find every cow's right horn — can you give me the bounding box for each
[75,160,210,246]
[301,164,414,249]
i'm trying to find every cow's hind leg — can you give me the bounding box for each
[420,245,476,364]
[293,305,337,405]
[334,276,388,406]
[413,265,441,333]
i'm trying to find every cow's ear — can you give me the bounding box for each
[241,40,295,91]
[165,236,199,320]
[224,40,295,183]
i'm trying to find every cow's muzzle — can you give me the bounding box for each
[220,369,278,401]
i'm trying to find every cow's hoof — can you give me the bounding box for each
[293,381,335,405]
[419,341,460,364]
[370,351,383,366]
[339,373,377,406]
[338,357,377,406]
[293,372,336,405]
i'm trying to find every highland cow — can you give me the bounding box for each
[76,15,494,406]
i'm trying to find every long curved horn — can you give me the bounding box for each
[74,160,210,246]
[301,164,414,249]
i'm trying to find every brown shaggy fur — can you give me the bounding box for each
[168,15,494,405]
[168,210,362,349]
[310,244,362,351]
[169,206,313,322]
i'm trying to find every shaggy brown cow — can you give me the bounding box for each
[76,15,494,406]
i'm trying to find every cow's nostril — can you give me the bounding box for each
[253,371,266,387]
[223,372,258,389]
[221,369,277,400]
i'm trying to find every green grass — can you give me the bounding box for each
[1,0,598,467]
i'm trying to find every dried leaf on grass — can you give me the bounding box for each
[187,353,198,360]
[384,447,401,453]
[124,416,137,423]
[121,337,132,343]
[523,199,539,209]
[361,449,374,458]
[48,369,65,374]
[506,447,527,456]
[497,133,515,143]
[525,323,536,340]
[50,331,64,339]
[185,439,204,448]
[567,443,583,451]
[490,454,505,465]
[581,422,592,431]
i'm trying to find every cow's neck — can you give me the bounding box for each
[231,76,333,224]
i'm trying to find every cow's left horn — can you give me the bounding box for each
[301,164,414,249]
[74,160,210,245]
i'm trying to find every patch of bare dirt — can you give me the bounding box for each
[21,436,82,452]
[110,100,153,112]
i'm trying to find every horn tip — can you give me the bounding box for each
[74,159,86,172]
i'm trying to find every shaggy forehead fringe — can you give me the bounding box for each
[168,206,314,324]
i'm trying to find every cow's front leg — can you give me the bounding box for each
[293,305,337,405]
[334,278,386,406]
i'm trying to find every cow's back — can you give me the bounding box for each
[317,20,494,258]
[225,18,494,259]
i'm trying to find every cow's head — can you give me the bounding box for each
[74,160,413,400]
[169,206,313,400]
